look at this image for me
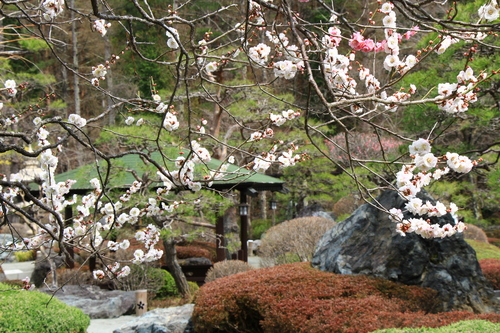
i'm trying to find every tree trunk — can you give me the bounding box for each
[162,237,191,298]
[71,0,80,116]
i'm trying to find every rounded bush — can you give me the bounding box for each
[480,259,500,290]
[156,269,179,298]
[259,216,336,267]
[205,260,254,283]
[193,263,500,333]
[464,224,489,243]
[120,265,178,298]
[0,282,90,333]
[176,246,214,261]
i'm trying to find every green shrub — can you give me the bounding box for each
[193,263,500,333]
[120,265,178,298]
[373,320,500,332]
[251,219,272,239]
[0,282,90,333]
[156,269,179,298]
[14,250,35,262]
[466,239,500,260]
[188,281,200,295]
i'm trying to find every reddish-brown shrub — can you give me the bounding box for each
[176,246,213,261]
[193,262,500,333]
[480,259,500,289]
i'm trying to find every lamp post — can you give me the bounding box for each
[239,199,249,262]
[270,200,277,226]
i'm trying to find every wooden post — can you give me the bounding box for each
[216,215,225,262]
[135,289,147,316]
[64,206,75,269]
[240,192,248,262]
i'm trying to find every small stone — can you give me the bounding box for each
[114,304,195,333]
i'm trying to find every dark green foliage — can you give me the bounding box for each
[120,265,178,298]
[155,268,179,299]
[0,283,90,333]
[250,219,272,239]
[193,262,500,333]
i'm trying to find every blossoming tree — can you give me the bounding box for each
[1,0,500,290]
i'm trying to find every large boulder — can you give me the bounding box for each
[114,304,195,333]
[312,189,500,313]
[40,284,135,318]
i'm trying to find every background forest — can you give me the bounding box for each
[1,0,500,233]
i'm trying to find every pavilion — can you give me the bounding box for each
[53,151,287,263]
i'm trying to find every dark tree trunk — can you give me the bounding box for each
[163,238,191,298]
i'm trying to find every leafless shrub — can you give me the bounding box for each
[464,224,489,243]
[205,260,254,283]
[259,217,336,267]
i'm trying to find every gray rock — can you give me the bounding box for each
[114,304,195,333]
[40,284,135,318]
[297,203,335,221]
[31,255,65,287]
[312,189,500,313]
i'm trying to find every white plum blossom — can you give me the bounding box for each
[163,112,179,131]
[384,54,401,71]
[273,60,302,79]
[446,153,474,173]
[205,61,218,73]
[414,153,438,171]
[248,43,271,66]
[253,157,272,173]
[41,0,64,20]
[125,116,135,125]
[4,79,17,96]
[166,28,180,49]
[93,20,111,36]
[478,2,500,22]
[435,36,458,55]
[67,114,87,128]
[380,2,394,14]
[409,138,431,156]
[93,270,106,280]
[92,64,107,78]
[382,11,397,28]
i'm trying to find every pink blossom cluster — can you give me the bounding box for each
[326,132,402,165]
[349,32,386,53]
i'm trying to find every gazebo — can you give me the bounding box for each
[53,151,287,264]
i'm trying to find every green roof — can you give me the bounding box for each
[53,151,286,194]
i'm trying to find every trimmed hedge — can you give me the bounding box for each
[176,246,214,262]
[193,263,500,333]
[480,259,500,290]
[0,283,90,333]
[373,320,500,332]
